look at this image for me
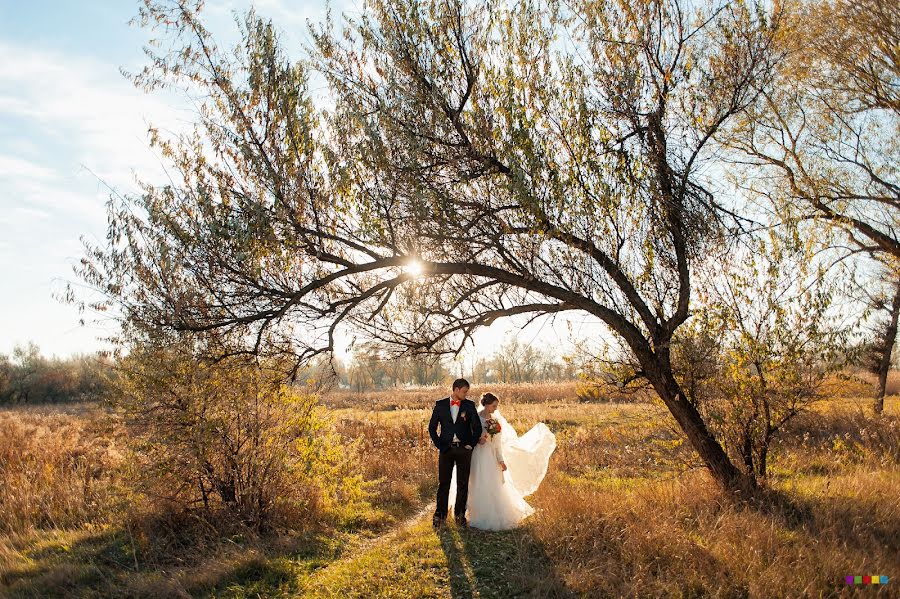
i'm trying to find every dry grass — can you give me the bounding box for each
[321,394,899,597]
[821,368,900,398]
[0,404,358,598]
[527,464,899,597]
[334,417,436,521]
[1,386,898,597]
[519,395,900,597]
[0,404,126,535]
[283,394,900,598]
[771,399,900,478]
[323,380,584,410]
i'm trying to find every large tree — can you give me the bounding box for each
[676,236,850,484]
[857,264,900,410]
[727,0,900,412]
[75,0,780,492]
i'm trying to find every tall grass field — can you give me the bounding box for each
[1,378,897,598]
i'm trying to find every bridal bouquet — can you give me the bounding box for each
[485,417,501,437]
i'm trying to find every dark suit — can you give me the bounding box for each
[429,397,483,521]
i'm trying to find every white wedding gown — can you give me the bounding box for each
[448,409,556,530]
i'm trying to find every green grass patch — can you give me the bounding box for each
[300,518,577,599]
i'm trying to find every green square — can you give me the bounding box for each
[854,576,863,585]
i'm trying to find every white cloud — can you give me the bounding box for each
[0,154,56,181]
[0,39,194,357]
[0,39,189,189]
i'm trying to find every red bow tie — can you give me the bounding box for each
[450,399,461,407]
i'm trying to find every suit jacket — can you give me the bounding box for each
[428,397,483,453]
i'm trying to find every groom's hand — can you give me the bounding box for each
[464,445,472,450]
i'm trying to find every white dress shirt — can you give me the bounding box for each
[450,399,460,442]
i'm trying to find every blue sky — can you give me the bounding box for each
[0,0,597,363]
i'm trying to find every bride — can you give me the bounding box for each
[448,392,556,530]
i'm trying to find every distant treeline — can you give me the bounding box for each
[0,343,113,404]
[0,337,577,402]
[334,338,577,392]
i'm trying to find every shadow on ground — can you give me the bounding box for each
[437,523,578,599]
[0,526,343,599]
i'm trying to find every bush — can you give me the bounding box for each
[116,343,370,530]
[671,243,851,485]
[0,343,114,404]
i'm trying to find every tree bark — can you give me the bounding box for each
[667,389,753,494]
[741,425,755,479]
[874,280,900,415]
[643,353,754,494]
[758,438,769,480]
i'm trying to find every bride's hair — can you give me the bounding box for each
[480,392,499,406]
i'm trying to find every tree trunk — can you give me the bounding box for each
[647,358,754,494]
[758,438,769,480]
[199,474,210,510]
[740,426,755,478]
[667,390,753,494]
[874,280,900,415]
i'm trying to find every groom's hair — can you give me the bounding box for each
[452,378,470,391]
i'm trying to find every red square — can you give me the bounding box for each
[863,576,871,585]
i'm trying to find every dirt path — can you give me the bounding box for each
[300,502,436,591]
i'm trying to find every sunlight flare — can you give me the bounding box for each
[404,259,424,278]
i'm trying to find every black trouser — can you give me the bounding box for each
[434,443,473,520]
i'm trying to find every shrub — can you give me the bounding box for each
[672,243,852,485]
[116,343,369,530]
[0,343,114,405]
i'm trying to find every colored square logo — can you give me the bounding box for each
[855,576,863,584]
[863,576,871,584]
[881,575,889,584]
[846,575,854,585]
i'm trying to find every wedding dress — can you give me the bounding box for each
[447,408,556,530]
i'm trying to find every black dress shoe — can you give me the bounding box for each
[455,517,468,528]
[432,516,446,528]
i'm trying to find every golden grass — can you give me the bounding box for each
[515,395,900,596]
[323,394,900,597]
[820,368,900,398]
[0,389,897,597]
[0,404,126,535]
[526,464,899,597]
[323,380,583,410]
[333,416,436,520]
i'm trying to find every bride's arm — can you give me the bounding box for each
[493,431,507,470]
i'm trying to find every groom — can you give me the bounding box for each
[428,378,483,528]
